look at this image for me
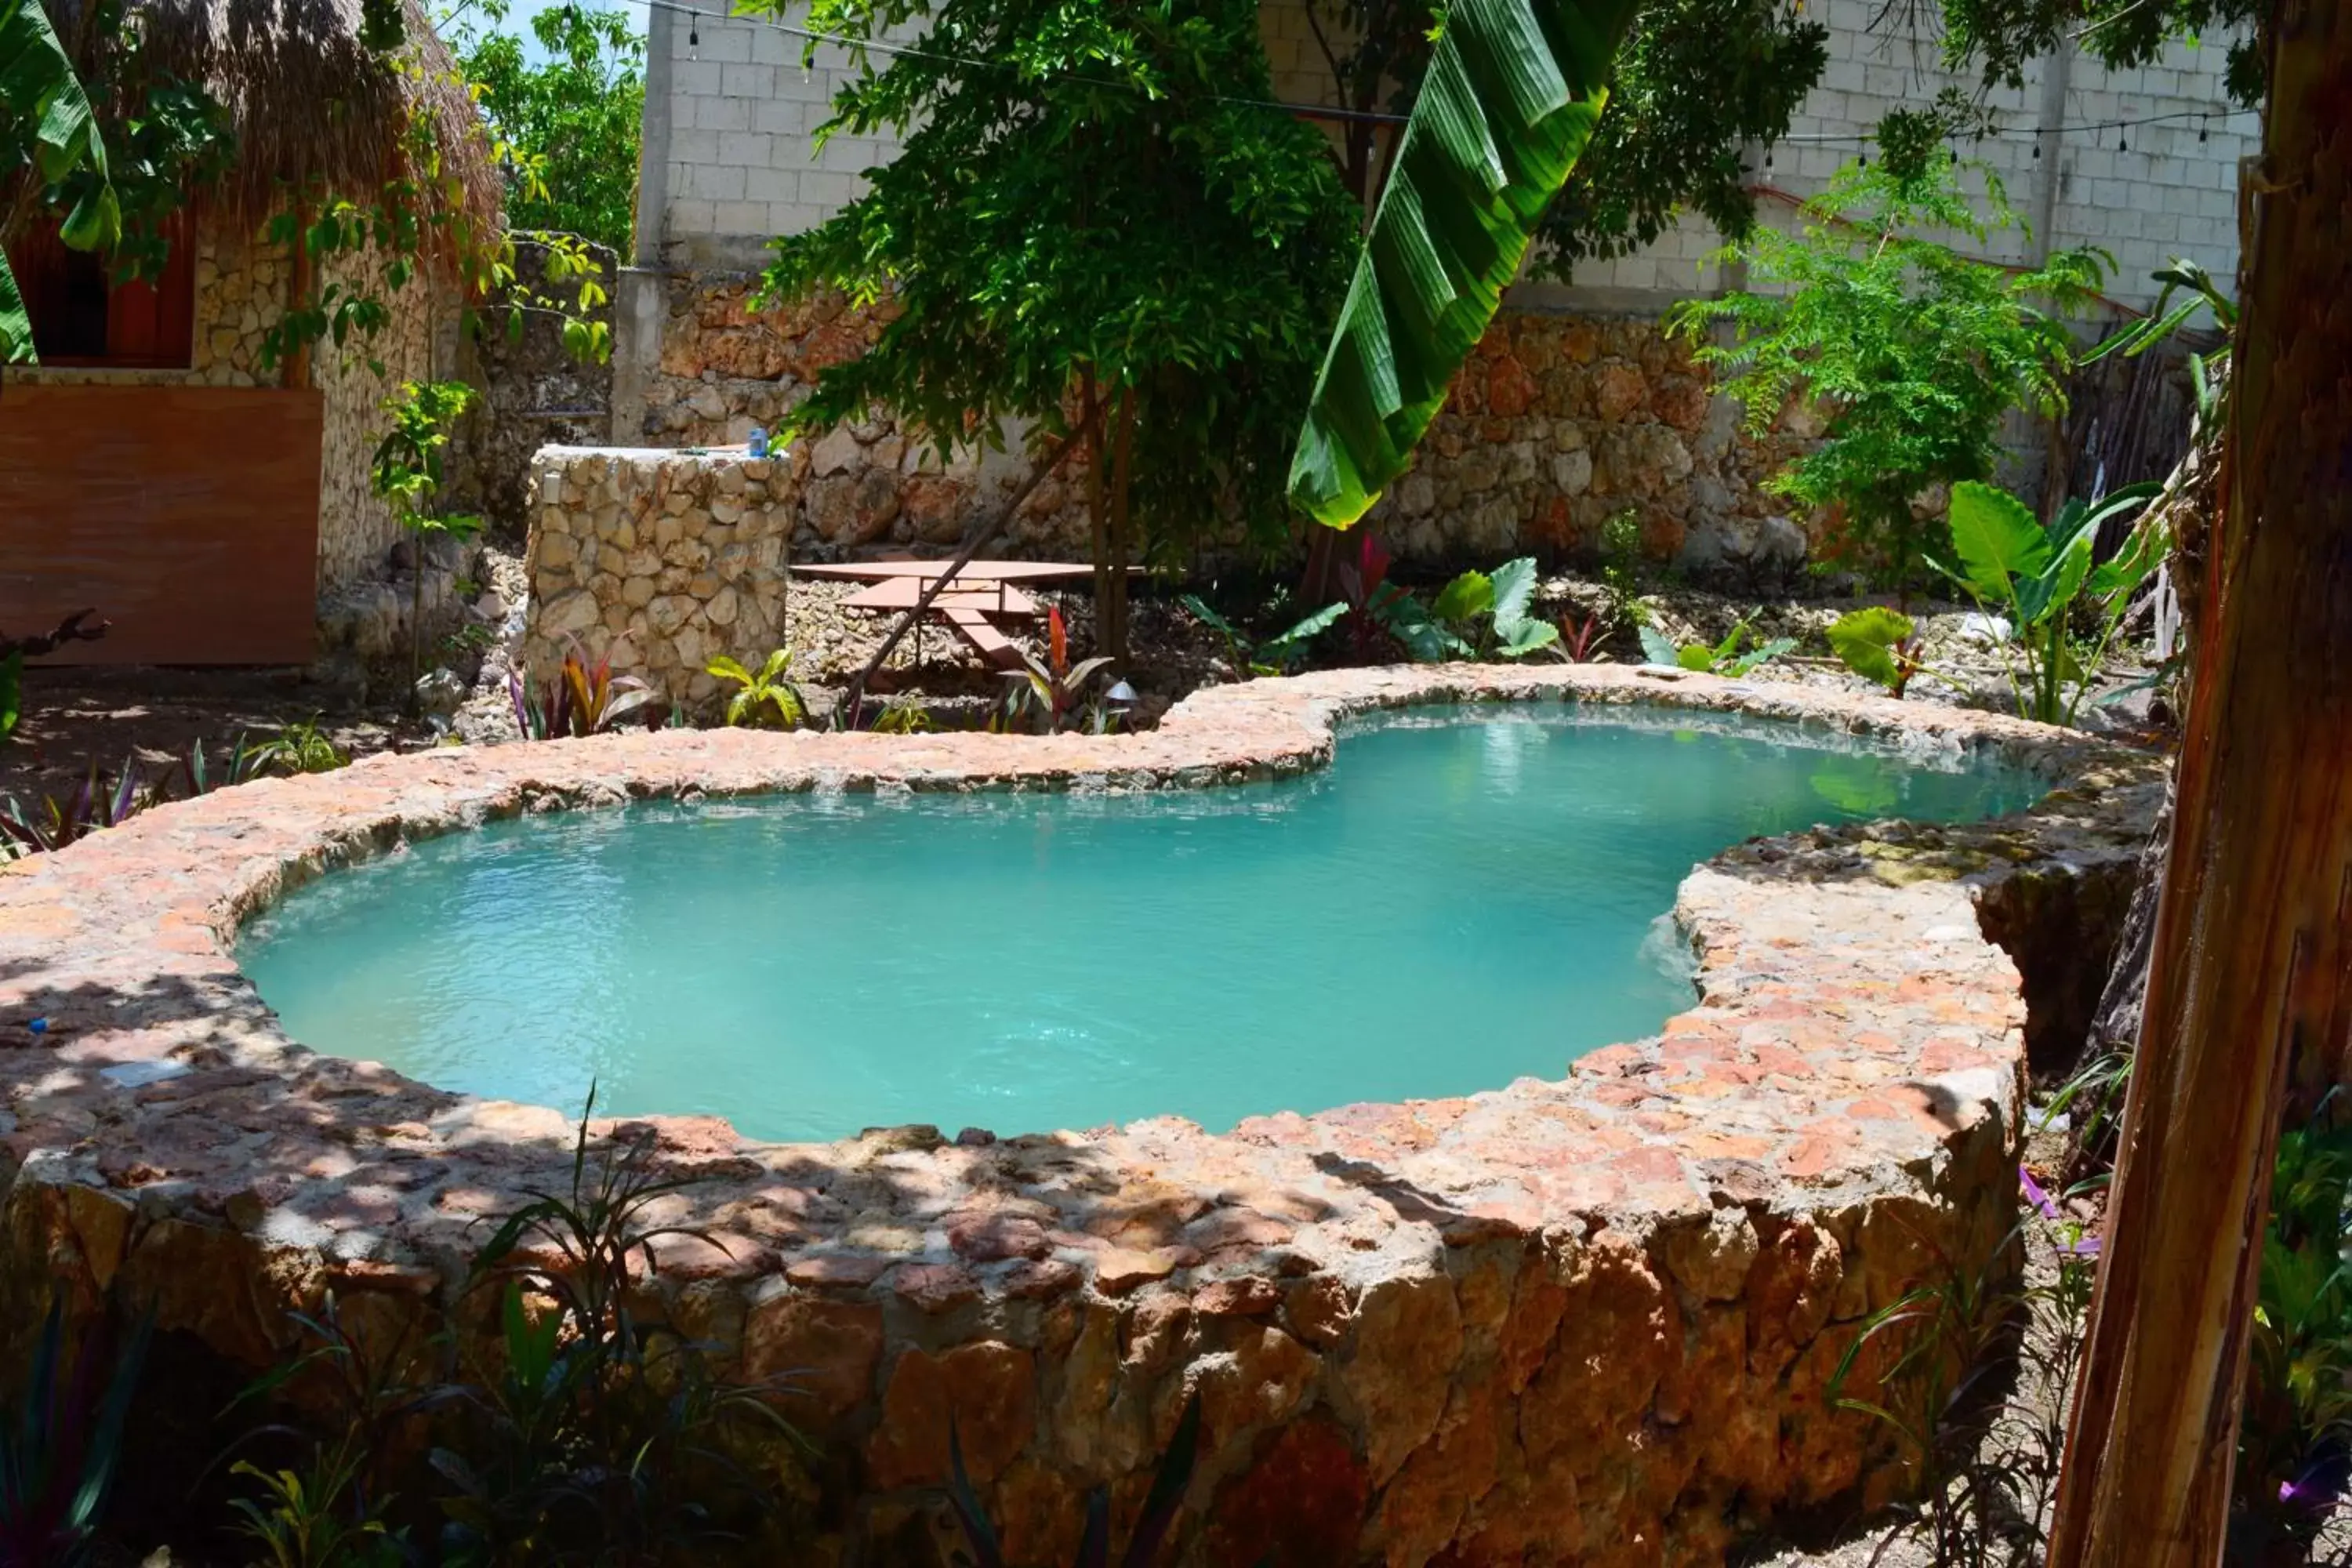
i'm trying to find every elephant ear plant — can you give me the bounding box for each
[1932,478,2165,726]
[1388,557,1562,661]
[1638,616,1795,677]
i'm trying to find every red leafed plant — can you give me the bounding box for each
[1003,607,1113,733]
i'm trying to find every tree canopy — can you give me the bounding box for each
[448,0,644,256]
[748,0,1361,571]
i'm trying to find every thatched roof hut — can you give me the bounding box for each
[34,0,502,229]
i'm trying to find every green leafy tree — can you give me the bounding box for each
[1534,0,1826,272]
[749,0,1360,663]
[372,379,484,695]
[1667,156,2108,591]
[446,0,644,256]
[1296,0,1823,273]
[1,0,118,361]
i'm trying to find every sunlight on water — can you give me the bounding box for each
[238,708,2043,1142]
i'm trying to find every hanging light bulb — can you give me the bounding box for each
[2199,115,2210,143]
[690,12,700,45]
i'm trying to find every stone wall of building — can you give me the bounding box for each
[17,209,466,614]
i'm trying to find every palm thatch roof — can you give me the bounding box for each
[38,0,501,229]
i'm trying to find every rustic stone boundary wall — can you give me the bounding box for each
[631,278,1828,583]
[0,669,2164,1565]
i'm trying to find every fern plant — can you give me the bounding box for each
[1669,158,2110,592]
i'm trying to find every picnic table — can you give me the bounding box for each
[796,559,1129,669]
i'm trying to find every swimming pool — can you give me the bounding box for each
[238,706,2043,1142]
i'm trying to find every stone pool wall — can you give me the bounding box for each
[0,668,2165,1565]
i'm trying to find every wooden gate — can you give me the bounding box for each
[0,383,323,664]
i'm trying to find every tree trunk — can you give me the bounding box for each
[1084,366,1111,658]
[2045,5,2352,1563]
[1106,383,1136,667]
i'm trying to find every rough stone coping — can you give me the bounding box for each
[0,665,2167,1563]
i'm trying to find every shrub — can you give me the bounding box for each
[1669,158,2108,592]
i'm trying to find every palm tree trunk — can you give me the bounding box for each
[2045,6,2352,1562]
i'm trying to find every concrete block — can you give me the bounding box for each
[718,130,777,167]
[718,63,777,98]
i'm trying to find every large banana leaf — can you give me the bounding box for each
[1287,0,1638,527]
[0,0,116,363]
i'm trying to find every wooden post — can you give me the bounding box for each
[2045,3,2352,1560]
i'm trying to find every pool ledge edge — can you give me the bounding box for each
[0,664,2165,1566]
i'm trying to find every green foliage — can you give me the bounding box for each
[1668,158,2108,590]
[2238,1120,2352,1552]
[1940,0,2263,107]
[1380,557,1559,662]
[752,0,1358,566]
[0,753,154,857]
[445,0,643,256]
[1180,595,1346,678]
[255,42,612,381]
[2083,256,2237,444]
[438,1096,803,1563]
[0,1298,152,1566]
[0,0,114,361]
[230,1443,403,1568]
[372,379,480,524]
[1534,0,1826,273]
[180,720,348,794]
[1828,1189,2096,1566]
[373,379,485,694]
[1826,605,1922,696]
[706,649,807,728]
[866,698,936,734]
[1638,617,1794,676]
[1934,477,2164,725]
[1287,0,1637,526]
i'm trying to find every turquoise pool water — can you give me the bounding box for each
[238,708,2042,1142]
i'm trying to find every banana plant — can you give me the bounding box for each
[1,0,120,363]
[1287,0,1639,525]
[1933,478,2166,726]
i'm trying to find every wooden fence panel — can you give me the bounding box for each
[0,383,322,664]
